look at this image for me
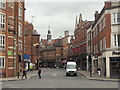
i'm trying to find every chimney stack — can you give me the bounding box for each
[64,31,69,37]
[94,11,99,20]
[105,1,111,8]
[79,14,82,23]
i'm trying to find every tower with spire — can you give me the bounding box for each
[47,25,52,43]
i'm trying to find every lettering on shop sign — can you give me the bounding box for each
[112,52,120,55]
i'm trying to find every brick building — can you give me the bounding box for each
[73,14,93,70]
[0,1,25,78]
[40,29,63,68]
[24,22,40,70]
[87,2,120,78]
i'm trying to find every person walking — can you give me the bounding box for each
[38,68,41,79]
[97,67,101,77]
[21,69,27,79]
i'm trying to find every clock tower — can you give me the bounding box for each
[47,25,52,43]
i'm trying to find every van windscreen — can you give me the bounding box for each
[67,65,76,69]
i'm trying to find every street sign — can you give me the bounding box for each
[23,54,30,59]
[8,51,12,56]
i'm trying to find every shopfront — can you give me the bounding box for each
[110,57,120,78]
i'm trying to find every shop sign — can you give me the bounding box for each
[112,52,120,55]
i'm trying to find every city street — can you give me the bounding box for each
[2,68,118,88]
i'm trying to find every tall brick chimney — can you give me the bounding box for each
[64,31,69,37]
[104,1,111,8]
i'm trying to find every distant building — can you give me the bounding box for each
[73,14,93,70]
[40,28,63,68]
[24,22,40,70]
[0,1,25,78]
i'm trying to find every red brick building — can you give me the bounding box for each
[73,14,92,70]
[40,28,64,68]
[24,22,40,70]
[0,1,25,78]
[87,2,120,78]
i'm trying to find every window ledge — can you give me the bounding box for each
[111,23,120,26]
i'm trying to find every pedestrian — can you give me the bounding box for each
[21,69,27,79]
[90,68,92,77]
[38,68,41,79]
[97,67,101,77]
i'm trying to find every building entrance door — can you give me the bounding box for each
[110,57,120,79]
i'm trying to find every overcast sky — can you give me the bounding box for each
[25,0,107,39]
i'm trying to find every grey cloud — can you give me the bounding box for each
[25,2,104,39]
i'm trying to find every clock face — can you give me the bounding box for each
[47,35,51,39]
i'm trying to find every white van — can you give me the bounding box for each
[66,62,77,76]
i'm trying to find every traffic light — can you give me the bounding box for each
[18,54,21,62]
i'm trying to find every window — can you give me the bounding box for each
[99,22,102,32]
[18,24,22,37]
[0,0,5,9]
[100,39,103,51]
[0,35,5,50]
[112,12,120,24]
[0,13,5,30]
[18,7,22,20]
[103,37,106,49]
[0,57,5,67]
[18,41,22,51]
[113,34,120,47]
[103,17,106,28]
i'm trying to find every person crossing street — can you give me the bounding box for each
[38,68,41,79]
[21,69,27,79]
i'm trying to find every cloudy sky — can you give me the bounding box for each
[25,0,107,39]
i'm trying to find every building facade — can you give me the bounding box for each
[0,1,25,78]
[73,14,93,70]
[40,28,63,68]
[87,2,120,78]
[24,22,40,70]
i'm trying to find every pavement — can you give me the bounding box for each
[78,70,120,82]
[0,71,38,82]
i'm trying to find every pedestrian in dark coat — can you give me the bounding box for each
[21,69,27,79]
[38,68,41,79]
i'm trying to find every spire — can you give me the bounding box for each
[48,25,51,34]
[75,15,78,29]
[79,14,82,23]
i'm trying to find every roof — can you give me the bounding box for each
[55,39,63,47]
[32,30,40,36]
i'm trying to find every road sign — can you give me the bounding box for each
[23,54,30,59]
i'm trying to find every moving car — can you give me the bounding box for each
[66,62,77,76]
